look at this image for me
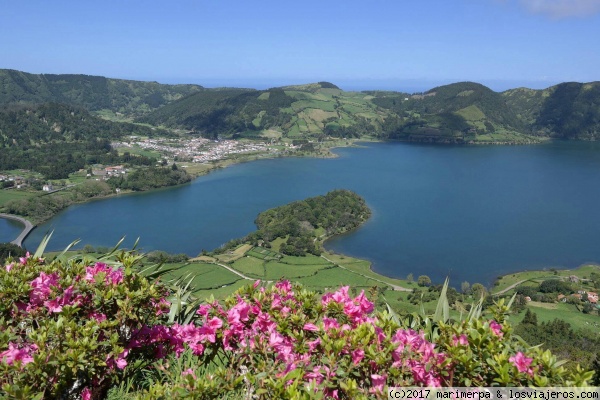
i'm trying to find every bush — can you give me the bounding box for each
[0,250,594,399]
[0,250,171,398]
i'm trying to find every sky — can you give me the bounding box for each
[1,0,599,92]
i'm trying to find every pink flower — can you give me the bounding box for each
[303,323,319,332]
[29,272,60,305]
[85,262,124,285]
[182,368,196,379]
[489,320,503,337]
[452,334,469,346]
[89,312,107,323]
[19,252,31,265]
[0,342,36,366]
[81,387,92,400]
[510,352,533,374]
[351,348,364,365]
[5,263,14,272]
[369,374,386,394]
[253,280,261,289]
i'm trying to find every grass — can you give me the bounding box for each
[296,266,384,289]
[0,190,37,206]
[279,255,331,265]
[230,256,265,278]
[215,244,252,263]
[246,247,280,260]
[516,302,600,330]
[163,262,243,292]
[493,264,600,294]
[263,261,330,280]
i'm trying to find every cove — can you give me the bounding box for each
[0,217,24,243]
[24,141,600,286]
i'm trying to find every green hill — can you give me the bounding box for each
[372,82,533,143]
[2,69,600,144]
[0,69,203,116]
[0,103,161,178]
[139,82,390,139]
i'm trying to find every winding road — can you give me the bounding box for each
[0,213,35,247]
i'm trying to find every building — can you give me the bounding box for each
[42,183,54,192]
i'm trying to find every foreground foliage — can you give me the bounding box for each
[0,248,593,400]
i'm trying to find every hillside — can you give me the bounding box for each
[0,103,161,178]
[138,82,390,139]
[1,69,600,144]
[0,69,203,116]
[372,82,533,143]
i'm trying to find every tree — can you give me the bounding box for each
[406,273,414,283]
[471,283,487,298]
[0,243,26,264]
[522,308,538,326]
[461,281,471,294]
[417,275,431,287]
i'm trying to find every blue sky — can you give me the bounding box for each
[1,0,599,92]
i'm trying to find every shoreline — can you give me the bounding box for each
[0,213,35,247]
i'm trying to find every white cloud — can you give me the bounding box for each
[519,0,600,18]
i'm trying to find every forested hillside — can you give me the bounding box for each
[1,69,600,145]
[0,69,203,115]
[219,189,371,256]
[0,103,159,178]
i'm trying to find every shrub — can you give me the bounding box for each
[0,249,594,399]
[0,250,171,399]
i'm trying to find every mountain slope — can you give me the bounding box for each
[0,103,160,178]
[0,69,203,115]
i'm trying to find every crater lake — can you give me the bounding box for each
[21,141,600,285]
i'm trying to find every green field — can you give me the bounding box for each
[493,264,600,294]
[516,302,600,331]
[0,190,37,206]
[246,247,280,260]
[230,256,265,278]
[163,262,243,293]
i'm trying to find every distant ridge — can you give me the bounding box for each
[1,68,600,142]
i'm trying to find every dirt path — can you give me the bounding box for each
[0,213,35,247]
[492,280,527,295]
[320,254,411,292]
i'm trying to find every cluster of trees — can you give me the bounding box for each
[107,165,191,191]
[515,310,600,379]
[246,190,370,256]
[0,103,157,178]
[216,190,370,257]
[139,88,295,139]
[2,180,113,223]
[0,69,203,115]
[0,242,26,264]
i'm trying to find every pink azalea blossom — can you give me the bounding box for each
[5,262,14,272]
[351,348,365,365]
[369,374,386,394]
[81,387,92,400]
[29,272,60,305]
[510,352,533,374]
[452,334,469,346]
[0,342,36,366]
[303,323,319,332]
[489,320,503,337]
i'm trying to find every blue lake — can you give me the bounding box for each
[16,141,600,285]
[0,218,24,243]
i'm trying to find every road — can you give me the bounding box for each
[492,280,527,295]
[320,254,411,292]
[0,213,36,247]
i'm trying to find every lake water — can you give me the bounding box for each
[0,218,24,243]
[15,141,600,285]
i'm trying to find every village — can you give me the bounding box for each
[112,136,283,163]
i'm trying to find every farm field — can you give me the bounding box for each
[0,190,37,206]
[493,264,600,294]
